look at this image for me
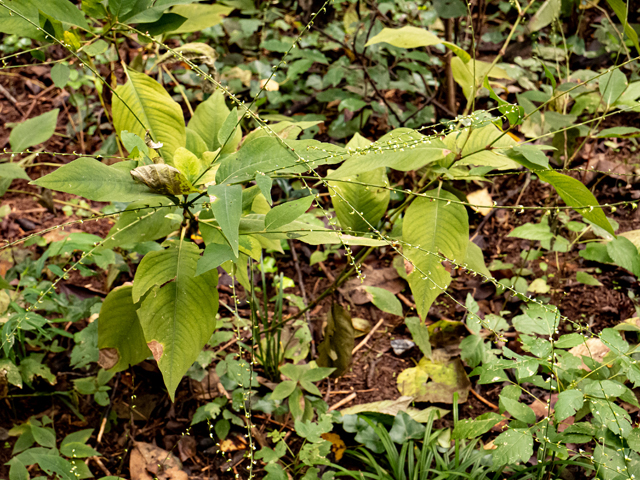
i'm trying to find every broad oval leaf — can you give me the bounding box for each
[10,109,59,153]
[403,190,469,319]
[317,303,354,377]
[33,157,157,202]
[330,167,390,234]
[112,69,186,163]
[365,26,442,48]
[135,242,219,401]
[189,90,240,153]
[265,195,315,231]
[207,184,243,257]
[536,170,614,236]
[97,285,151,372]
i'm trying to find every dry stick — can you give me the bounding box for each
[0,83,24,115]
[352,318,385,355]
[89,456,112,477]
[470,387,499,410]
[329,392,357,411]
[288,240,315,357]
[444,18,456,114]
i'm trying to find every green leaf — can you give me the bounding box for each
[492,429,534,465]
[596,126,640,138]
[513,145,549,169]
[433,0,467,18]
[207,184,242,257]
[191,399,224,425]
[628,428,640,453]
[10,109,59,152]
[29,454,77,480]
[60,429,100,458]
[363,286,402,316]
[453,124,518,169]
[0,359,22,388]
[452,412,503,439]
[405,316,431,359]
[8,457,29,480]
[388,411,425,444]
[576,271,602,286]
[102,198,182,249]
[365,26,442,48]
[536,170,614,236]
[599,68,628,106]
[33,157,157,202]
[168,3,234,33]
[0,1,42,39]
[499,396,536,424]
[600,328,629,355]
[329,167,389,233]
[403,190,469,319]
[265,195,315,231]
[196,242,236,276]
[112,69,186,163]
[512,303,559,336]
[0,163,30,181]
[51,63,70,88]
[555,390,584,422]
[217,107,240,152]
[134,242,219,400]
[31,425,56,448]
[590,398,631,437]
[19,353,56,386]
[317,303,355,377]
[464,241,491,278]
[173,146,203,183]
[606,236,640,276]
[509,222,553,241]
[528,0,561,32]
[334,129,449,178]
[255,173,273,205]
[39,0,89,29]
[131,164,196,196]
[605,0,640,53]
[459,334,484,368]
[98,285,151,372]
[189,90,238,153]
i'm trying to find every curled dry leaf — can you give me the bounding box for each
[466,188,492,216]
[130,441,188,480]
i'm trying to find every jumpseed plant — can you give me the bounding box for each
[1,0,640,479]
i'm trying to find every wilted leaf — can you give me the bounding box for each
[131,164,196,196]
[317,303,355,377]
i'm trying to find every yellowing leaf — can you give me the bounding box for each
[466,188,492,216]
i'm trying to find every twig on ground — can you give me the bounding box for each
[397,292,415,309]
[89,456,112,477]
[329,392,357,411]
[352,318,385,355]
[317,261,335,282]
[470,387,499,410]
[0,83,24,115]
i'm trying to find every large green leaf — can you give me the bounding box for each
[606,0,640,53]
[10,109,59,152]
[403,190,469,319]
[0,0,42,39]
[134,242,219,400]
[449,124,519,170]
[528,0,560,32]
[452,412,503,439]
[207,184,242,257]
[365,26,442,48]
[189,90,240,153]
[112,69,186,163]
[32,157,157,202]
[97,285,151,372]
[555,390,584,422]
[536,170,614,236]
[169,3,233,33]
[265,195,315,231]
[330,168,389,233]
[0,163,31,181]
[216,137,345,184]
[333,129,449,178]
[39,0,89,29]
[492,429,534,465]
[102,198,182,249]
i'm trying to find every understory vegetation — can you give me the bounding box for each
[1,0,640,479]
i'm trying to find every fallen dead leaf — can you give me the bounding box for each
[466,188,492,216]
[177,435,197,462]
[260,78,279,91]
[219,435,247,453]
[568,338,610,370]
[130,442,187,480]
